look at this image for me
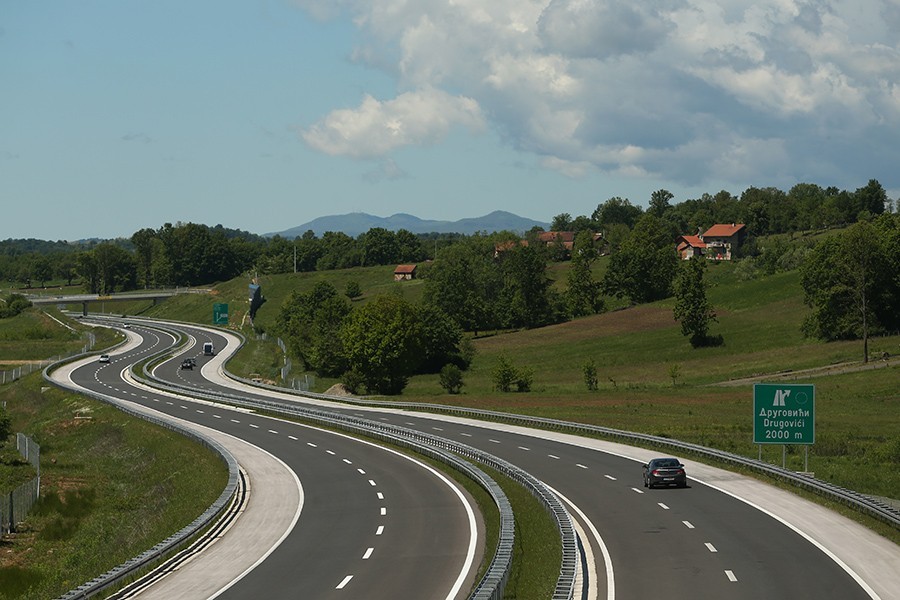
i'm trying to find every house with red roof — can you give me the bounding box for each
[701,223,747,260]
[676,235,706,260]
[393,264,417,281]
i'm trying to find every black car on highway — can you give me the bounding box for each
[642,457,687,489]
[180,358,195,370]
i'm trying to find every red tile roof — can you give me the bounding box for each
[703,223,745,238]
[677,235,706,248]
[394,264,417,274]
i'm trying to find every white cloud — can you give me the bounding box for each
[301,88,484,158]
[296,0,900,189]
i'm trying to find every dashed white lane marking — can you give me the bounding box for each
[576,464,588,469]
[307,442,317,448]
[166,401,173,405]
[288,435,298,441]
[489,439,500,444]
[658,503,670,510]
[326,450,335,455]
[518,446,530,451]
[268,429,278,434]
[405,422,416,426]
[604,475,617,481]
[705,543,718,553]
[368,480,377,487]
[548,454,560,460]
[213,415,222,419]
[357,469,366,475]
[460,432,472,437]
[432,427,444,431]
[336,575,353,589]
[376,525,384,535]
[725,570,738,582]
[249,424,259,429]
[196,409,204,414]
[631,488,645,494]
[343,459,352,464]
[683,521,695,529]
[380,507,386,516]
[362,548,374,560]
[377,492,384,500]
[231,419,240,423]
[379,417,389,421]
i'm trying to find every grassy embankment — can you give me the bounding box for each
[0,309,228,599]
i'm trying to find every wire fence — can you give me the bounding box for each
[1,434,41,534]
[1,332,96,385]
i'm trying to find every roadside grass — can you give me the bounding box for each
[0,373,228,599]
[484,466,561,600]
[0,308,106,362]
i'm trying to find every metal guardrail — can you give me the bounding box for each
[42,356,241,600]
[250,384,900,532]
[133,362,576,600]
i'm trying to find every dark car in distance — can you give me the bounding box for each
[180,358,195,370]
[642,457,687,489]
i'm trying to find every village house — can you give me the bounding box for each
[677,224,747,261]
[676,235,706,260]
[393,264,417,281]
[701,223,747,260]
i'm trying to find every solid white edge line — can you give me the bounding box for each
[546,483,611,600]
[699,480,881,598]
[70,366,306,600]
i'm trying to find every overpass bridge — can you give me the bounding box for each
[28,289,210,315]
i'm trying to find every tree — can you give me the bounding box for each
[583,359,598,391]
[801,219,895,362]
[673,257,718,347]
[416,304,465,373]
[603,214,678,304]
[339,295,423,394]
[566,231,604,317]
[423,238,501,335]
[498,244,563,328]
[276,282,351,376]
[439,364,464,394]
[0,405,11,447]
[550,213,573,231]
[131,228,157,288]
[854,179,888,218]
[648,189,674,217]
[361,227,398,266]
[592,197,643,229]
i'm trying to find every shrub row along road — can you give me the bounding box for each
[163,321,896,600]
[55,323,481,599]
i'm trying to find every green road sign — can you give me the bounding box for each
[213,303,229,325]
[753,383,815,444]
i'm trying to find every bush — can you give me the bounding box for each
[341,368,364,395]
[439,364,464,394]
[345,280,362,299]
[515,366,534,393]
[492,355,518,392]
[582,359,598,391]
[493,355,533,393]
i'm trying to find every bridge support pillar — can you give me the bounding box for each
[82,301,88,317]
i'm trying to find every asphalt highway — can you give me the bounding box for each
[61,325,481,600]
[159,321,898,600]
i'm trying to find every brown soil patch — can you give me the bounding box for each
[476,305,675,349]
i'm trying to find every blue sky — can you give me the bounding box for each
[2,0,898,241]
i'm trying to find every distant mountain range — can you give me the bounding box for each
[268,210,549,238]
